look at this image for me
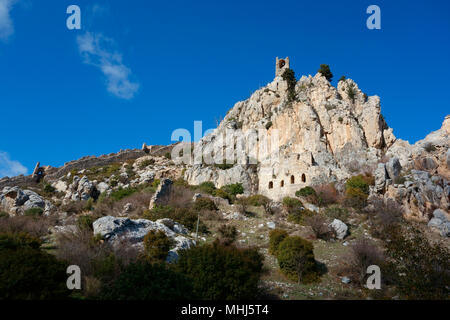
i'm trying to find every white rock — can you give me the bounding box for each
[266,222,276,229]
[329,219,348,240]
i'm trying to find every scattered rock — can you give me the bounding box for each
[329,219,348,240]
[266,221,276,229]
[341,277,351,284]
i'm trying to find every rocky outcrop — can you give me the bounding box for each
[92,216,195,262]
[149,178,173,210]
[184,71,395,200]
[427,209,450,237]
[383,170,449,222]
[65,176,99,202]
[0,186,53,216]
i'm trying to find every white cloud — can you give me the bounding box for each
[0,0,17,41]
[77,32,139,99]
[0,151,28,178]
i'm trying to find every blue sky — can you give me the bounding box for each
[0,0,449,177]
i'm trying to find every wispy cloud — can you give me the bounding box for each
[0,151,27,178]
[0,0,17,41]
[77,32,139,99]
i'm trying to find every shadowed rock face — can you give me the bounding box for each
[149,178,173,210]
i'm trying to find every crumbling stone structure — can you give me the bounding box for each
[275,57,290,77]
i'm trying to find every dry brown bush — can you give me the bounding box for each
[0,215,56,238]
[60,200,90,215]
[365,198,403,240]
[313,183,339,206]
[304,214,333,240]
[169,185,196,208]
[56,228,139,271]
[55,228,111,276]
[339,238,384,285]
[115,192,153,217]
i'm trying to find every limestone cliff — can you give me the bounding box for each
[185,71,396,200]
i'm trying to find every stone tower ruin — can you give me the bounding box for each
[275,57,290,77]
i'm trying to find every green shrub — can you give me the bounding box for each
[346,175,371,194]
[384,227,450,300]
[246,194,269,206]
[423,142,436,153]
[142,179,161,193]
[143,230,174,262]
[198,181,216,195]
[281,68,297,102]
[339,75,346,82]
[221,183,244,196]
[101,261,195,300]
[24,207,44,217]
[193,198,217,211]
[212,188,232,201]
[90,253,123,288]
[43,183,56,194]
[0,233,69,300]
[176,242,263,300]
[295,186,318,204]
[347,84,356,102]
[344,174,372,209]
[164,152,171,159]
[269,229,288,256]
[265,121,273,130]
[139,159,155,169]
[84,163,121,182]
[287,209,315,225]
[110,187,138,201]
[246,194,272,214]
[217,224,237,246]
[318,64,333,82]
[214,163,235,170]
[77,215,96,231]
[295,186,316,198]
[282,197,303,212]
[324,206,349,223]
[276,236,318,283]
[0,232,41,250]
[344,187,368,209]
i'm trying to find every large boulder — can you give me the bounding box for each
[92,216,195,262]
[374,163,388,193]
[329,219,348,240]
[386,157,402,180]
[22,190,46,210]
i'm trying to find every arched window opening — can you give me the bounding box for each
[280,180,285,187]
[269,181,273,189]
[302,174,306,183]
[291,175,295,184]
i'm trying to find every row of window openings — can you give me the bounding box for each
[268,174,306,189]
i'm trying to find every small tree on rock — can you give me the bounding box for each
[318,64,333,82]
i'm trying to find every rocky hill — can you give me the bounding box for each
[0,60,449,300]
